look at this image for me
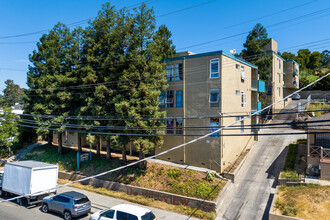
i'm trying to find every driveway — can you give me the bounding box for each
[216,100,306,220]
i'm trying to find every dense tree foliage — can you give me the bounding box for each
[25,3,175,166]
[0,107,20,157]
[280,48,330,89]
[1,80,24,107]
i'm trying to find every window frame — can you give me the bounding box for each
[166,91,174,107]
[210,117,220,137]
[166,65,174,82]
[241,92,246,108]
[210,58,220,78]
[175,63,183,81]
[175,90,183,108]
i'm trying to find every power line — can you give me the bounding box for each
[0,68,329,205]
[0,0,214,40]
[224,0,318,29]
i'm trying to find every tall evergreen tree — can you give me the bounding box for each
[114,4,175,168]
[2,80,24,107]
[26,23,77,153]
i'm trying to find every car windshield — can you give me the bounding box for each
[74,197,89,204]
[141,212,156,220]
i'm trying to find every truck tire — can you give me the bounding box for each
[63,210,72,220]
[17,198,22,206]
[41,203,49,213]
[0,189,3,197]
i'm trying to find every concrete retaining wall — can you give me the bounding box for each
[59,171,216,212]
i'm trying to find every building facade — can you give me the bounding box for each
[156,50,265,172]
[263,39,300,114]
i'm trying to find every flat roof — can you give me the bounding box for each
[163,50,258,69]
[8,160,58,169]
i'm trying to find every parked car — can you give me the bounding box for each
[292,93,301,100]
[89,204,157,220]
[41,191,91,220]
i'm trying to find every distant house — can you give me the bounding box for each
[306,113,330,180]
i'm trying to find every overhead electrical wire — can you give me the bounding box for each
[0,65,329,205]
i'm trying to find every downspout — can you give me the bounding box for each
[183,57,186,163]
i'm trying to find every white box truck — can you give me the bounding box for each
[0,160,58,205]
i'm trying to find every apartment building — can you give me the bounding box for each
[263,39,300,114]
[155,50,265,172]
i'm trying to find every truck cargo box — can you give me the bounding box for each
[2,160,58,196]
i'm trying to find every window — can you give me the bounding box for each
[278,72,281,83]
[241,116,244,133]
[74,197,89,204]
[210,118,220,137]
[278,87,281,96]
[241,92,246,108]
[209,89,219,107]
[241,66,245,81]
[117,211,138,220]
[175,63,183,81]
[141,212,156,220]
[158,92,165,108]
[166,65,174,82]
[210,59,219,78]
[278,58,281,69]
[166,91,174,107]
[315,134,330,148]
[101,210,115,218]
[175,91,183,107]
[236,64,240,69]
[176,118,183,134]
[235,90,240,95]
[166,118,175,134]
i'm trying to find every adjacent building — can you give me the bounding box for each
[306,113,330,180]
[155,50,265,172]
[262,39,300,114]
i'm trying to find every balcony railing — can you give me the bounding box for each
[309,146,330,158]
[251,80,257,91]
[251,101,262,112]
[258,80,265,93]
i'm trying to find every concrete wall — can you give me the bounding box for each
[307,156,320,166]
[299,90,330,99]
[320,160,330,180]
[58,171,216,212]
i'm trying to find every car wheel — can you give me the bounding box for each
[64,211,72,220]
[41,203,49,213]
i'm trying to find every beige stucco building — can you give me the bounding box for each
[155,50,265,173]
[263,39,300,114]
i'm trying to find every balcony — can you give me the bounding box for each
[251,80,266,93]
[258,80,265,93]
[251,101,262,113]
[251,80,258,91]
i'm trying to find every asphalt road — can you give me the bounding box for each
[216,100,307,220]
[0,185,199,220]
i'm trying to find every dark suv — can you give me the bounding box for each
[41,191,91,220]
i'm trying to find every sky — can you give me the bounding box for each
[0,0,330,93]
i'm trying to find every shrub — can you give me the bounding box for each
[167,168,182,180]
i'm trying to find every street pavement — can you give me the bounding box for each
[0,185,199,220]
[216,100,306,220]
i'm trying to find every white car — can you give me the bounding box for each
[89,204,157,220]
